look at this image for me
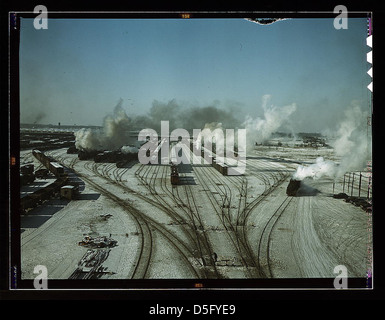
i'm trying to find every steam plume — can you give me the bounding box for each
[75,99,132,151]
[243,95,297,147]
[293,157,336,180]
[332,103,370,175]
[293,103,370,181]
[121,145,139,154]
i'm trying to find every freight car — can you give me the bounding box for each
[67,145,78,154]
[212,158,218,171]
[78,149,99,160]
[20,164,36,186]
[217,163,228,176]
[32,149,43,162]
[94,151,114,163]
[20,173,35,186]
[32,149,65,178]
[50,162,65,177]
[116,152,138,167]
[32,149,55,168]
[94,150,138,164]
[20,176,69,213]
[21,164,34,175]
[170,164,179,185]
[35,168,49,179]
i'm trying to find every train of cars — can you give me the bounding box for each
[74,147,139,167]
[20,164,35,186]
[20,150,70,213]
[68,137,233,187]
[191,143,230,176]
[168,140,233,185]
[20,129,75,151]
[32,149,65,177]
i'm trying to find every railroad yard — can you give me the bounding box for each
[19,131,372,283]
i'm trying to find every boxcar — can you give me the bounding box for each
[50,162,64,177]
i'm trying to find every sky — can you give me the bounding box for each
[19,17,371,133]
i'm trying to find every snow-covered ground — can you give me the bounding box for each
[19,145,372,284]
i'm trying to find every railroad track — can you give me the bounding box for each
[192,165,258,278]
[135,164,198,244]
[195,154,293,278]
[180,181,222,278]
[154,164,221,278]
[181,145,265,277]
[257,196,294,278]
[237,160,291,277]
[136,163,218,277]
[60,149,293,280]
[66,159,154,279]
[76,159,202,278]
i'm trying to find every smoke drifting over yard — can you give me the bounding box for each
[74,96,371,182]
[74,99,241,151]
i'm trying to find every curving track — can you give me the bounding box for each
[49,152,201,279]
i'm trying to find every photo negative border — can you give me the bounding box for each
[6,9,379,297]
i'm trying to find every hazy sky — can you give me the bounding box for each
[19,17,370,132]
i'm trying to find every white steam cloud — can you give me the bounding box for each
[332,103,370,174]
[293,157,336,180]
[293,102,371,181]
[121,145,139,154]
[243,95,297,147]
[75,99,131,151]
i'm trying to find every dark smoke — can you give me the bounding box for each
[144,99,242,132]
[74,98,242,152]
[33,111,47,124]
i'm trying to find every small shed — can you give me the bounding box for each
[61,185,75,200]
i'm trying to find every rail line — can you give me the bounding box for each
[238,161,291,277]
[178,180,222,278]
[193,166,259,277]
[135,164,199,245]
[192,150,292,278]
[159,166,215,274]
[59,155,201,279]
[84,160,203,278]
[181,145,274,277]
[46,148,293,279]
[257,196,294,278]
[69,160,153,279]
[135,163,220,278]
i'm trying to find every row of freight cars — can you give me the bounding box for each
[169,141,230,186]
[20,178,70,214]
[20,131,75,151]
[75,148,139,168]
[191,143,230,176]
[32,149,65,177]
[20,149,71,213]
